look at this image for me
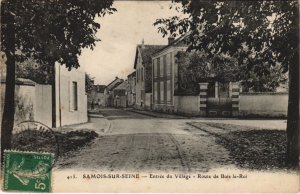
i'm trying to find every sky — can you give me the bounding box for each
[78,1,184,85]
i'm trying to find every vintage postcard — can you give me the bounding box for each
[0,0,299,193]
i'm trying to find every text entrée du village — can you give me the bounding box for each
[66,173,247,180]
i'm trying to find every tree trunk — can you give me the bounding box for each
[52,63,56,128]
[1,12,15,165]
[286,56,299,168]
[286,8,299,168]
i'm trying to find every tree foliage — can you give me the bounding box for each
[16,59,54,84]
[176,50,287,93]
[155,0,299,166]
[0,0,116,162]
[1,0,116,68]
[176,51,239,95]
[155,1,297,74]
[85,73,95,93]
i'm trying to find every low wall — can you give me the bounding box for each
[1,81,53,126]
[174,96,200,115]
[1,82,35,125]
[35,84,52,127]
[239,92,288,117]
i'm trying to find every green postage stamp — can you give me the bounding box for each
[3,150,53,192]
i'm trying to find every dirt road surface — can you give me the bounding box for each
[56,108,236,172]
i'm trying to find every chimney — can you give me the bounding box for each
[168,37,175,45]
[141,38,145,49]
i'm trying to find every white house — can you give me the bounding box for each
[54,63,88,127]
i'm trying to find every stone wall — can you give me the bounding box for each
[1,80,52,127]
[239,92,288,117]
[174,96,200,115]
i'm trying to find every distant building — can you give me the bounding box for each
[133,40,165,110]
[104,77,124,107]
[151,36,188,113]
[88,84,106,110]
[126,71,136,107]
[113,81,127,108]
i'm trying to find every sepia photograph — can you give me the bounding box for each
[0,0,299,193]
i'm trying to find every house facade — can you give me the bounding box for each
[113,81,127,108]
[54,63,88,126]
[152,36,237,116]
[151,37,188,113]
[126,71,136,107]
[134,41,165,110]
[104,77,124,107]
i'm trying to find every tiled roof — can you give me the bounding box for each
[113,81,127,90]
[106,77,124,91]
[127,71,136,78]
[152,33,190,57]
[134,45,166,69]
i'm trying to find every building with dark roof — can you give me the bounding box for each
[151,35,188,113]
[112,81,128,108]
[104,77,124,107]
[133,40,166,110]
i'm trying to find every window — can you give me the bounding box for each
[160,81,164,103]
[153,59,157,78]
[166,54,171,75]
[154,82,158,102]
[157,57,160,77]
[159,57,164,77]
[167,80,171,102]
[141,68,144,81]
[71,81,78,111]
[163,55,167,76]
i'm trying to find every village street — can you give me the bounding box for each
[55,108,287,172]
[56,108,232,172]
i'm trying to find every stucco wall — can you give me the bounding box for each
[239,92,288,117]
[14,85,35,124]
[1,83,35,125]
[35,84,52,127]
[174,96,200,115]
[1,82,42,125]
[55,64,88,126]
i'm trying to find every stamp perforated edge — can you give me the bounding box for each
[2,149,54,193]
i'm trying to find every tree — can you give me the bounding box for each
[175,51,239,95]
[1,0,116,161]
[176,51,287,93]
[16,59,54,84]
[154,0,299,167]
[85,73,95,93]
